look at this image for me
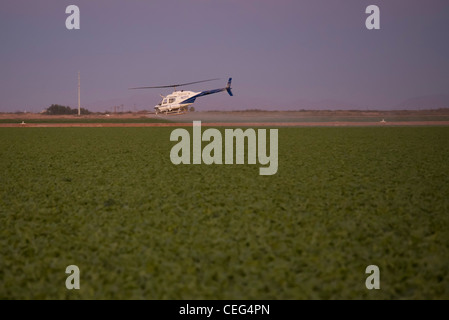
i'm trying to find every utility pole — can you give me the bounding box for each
[78,71,81,116]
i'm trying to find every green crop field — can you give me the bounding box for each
[0,126,448,299]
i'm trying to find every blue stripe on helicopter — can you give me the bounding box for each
[180,88,226,104]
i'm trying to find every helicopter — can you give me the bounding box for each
[129,78,233,115]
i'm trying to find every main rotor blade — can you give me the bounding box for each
[129,78,220,90]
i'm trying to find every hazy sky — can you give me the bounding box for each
[1,0,448,112]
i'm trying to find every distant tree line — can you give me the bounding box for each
[44,104,90,115]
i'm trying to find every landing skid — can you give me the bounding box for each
[156,108,189,115]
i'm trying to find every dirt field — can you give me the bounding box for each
[2,121,449,127]
[1,110,449,127]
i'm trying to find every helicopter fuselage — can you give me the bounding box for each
[155,90,197,114]
[154,78,232,114]
[130,78,232,114]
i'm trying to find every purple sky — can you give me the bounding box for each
[1,0,448,112]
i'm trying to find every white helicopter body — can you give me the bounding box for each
[130,78,233,115]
